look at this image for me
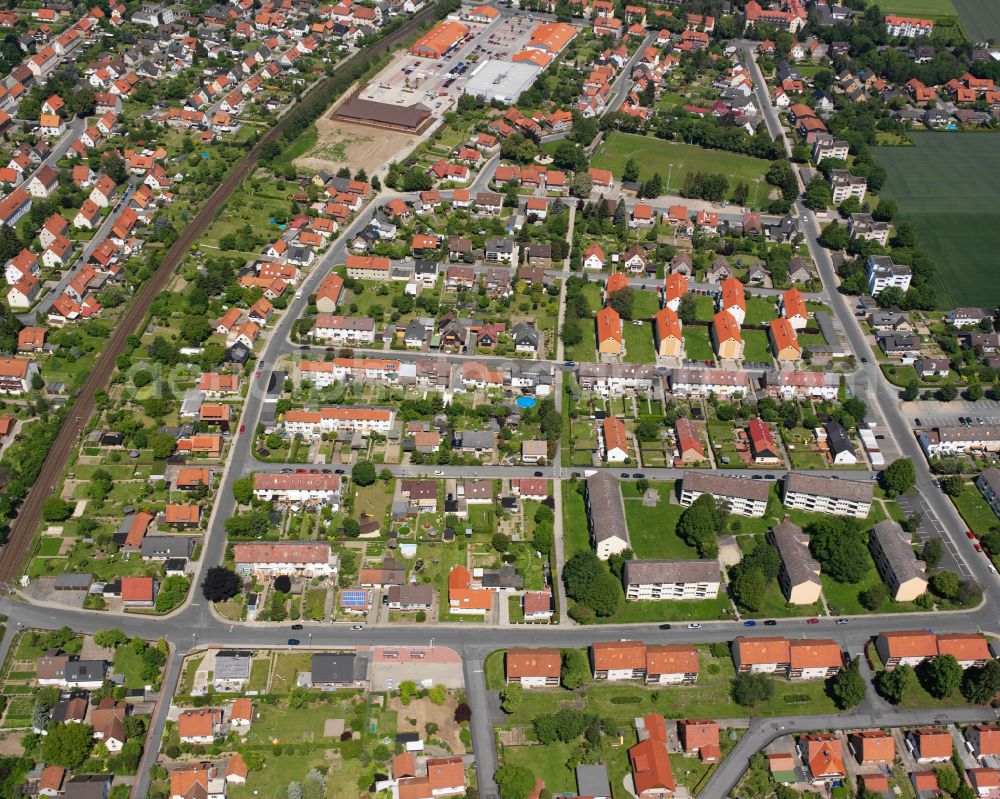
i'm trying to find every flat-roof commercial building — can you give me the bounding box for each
[334,98,433,132]
[463,59,542,103]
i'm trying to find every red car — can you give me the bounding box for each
[967,530,975,539]
[239,424,245,434]
[806,618,819,624]
[975,543,983,552]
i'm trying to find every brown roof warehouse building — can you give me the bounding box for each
[334,98,433,132]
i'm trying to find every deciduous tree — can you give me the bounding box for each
[731,673,774,707]
[202,566,241,603]
[829,658,866,709]
[881,459,916,497]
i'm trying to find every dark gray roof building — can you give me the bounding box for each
[622,559,720,585]
[140,536,196,559]
[585,471,630,558]
[311,653,368,686]
[576,765,612,798]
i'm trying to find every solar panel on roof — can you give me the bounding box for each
[341,590,368,607]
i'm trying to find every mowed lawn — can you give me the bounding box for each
[623,321,657,364]
[951,0,1000,39]
[951,482,999,534]
[621,481,698,560]
[590,134,772,206]
[878,0,956,17]
[875,133,1000,308]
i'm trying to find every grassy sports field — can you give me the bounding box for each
[951,0,1000,39]
[589,133,772,205]
[874,132,1000,309]
[876,0,956,17]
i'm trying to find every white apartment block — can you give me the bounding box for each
[283,407,395,438]
[622,560,721,601]
[252,473,341,508]
[829,170,867,205]
[312,315,377,344]
[679,472,770,517]
[782,473,873,519]
[299,358,400,387]
[867,255,912,296]
[233,542,337,577]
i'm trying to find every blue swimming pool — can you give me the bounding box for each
[516,396,537,409]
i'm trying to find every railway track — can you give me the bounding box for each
[0,2,446,583]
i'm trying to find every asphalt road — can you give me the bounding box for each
[700,705,1000,799]
[738,45,988,591]
[27,180,138,320]
[6,32,998,799]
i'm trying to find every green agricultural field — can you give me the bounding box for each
[590,134,772,206]
[951,0,1000,39]
[875,133,1000,308]
[877,0,956,17]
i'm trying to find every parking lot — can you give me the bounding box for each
[910,404,1000,429]
[358,11,540,114]
[895,491,973,579]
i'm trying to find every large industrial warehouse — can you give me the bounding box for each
[463,60,543,104]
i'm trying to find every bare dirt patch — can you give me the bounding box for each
[0,732,25,756]
[388,695,466,754]
[296,116,417,176]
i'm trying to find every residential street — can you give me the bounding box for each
[2,23,998,799]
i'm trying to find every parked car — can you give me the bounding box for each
[291,624,303,630]
[287,639,300,645]
[743,620,757,627]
